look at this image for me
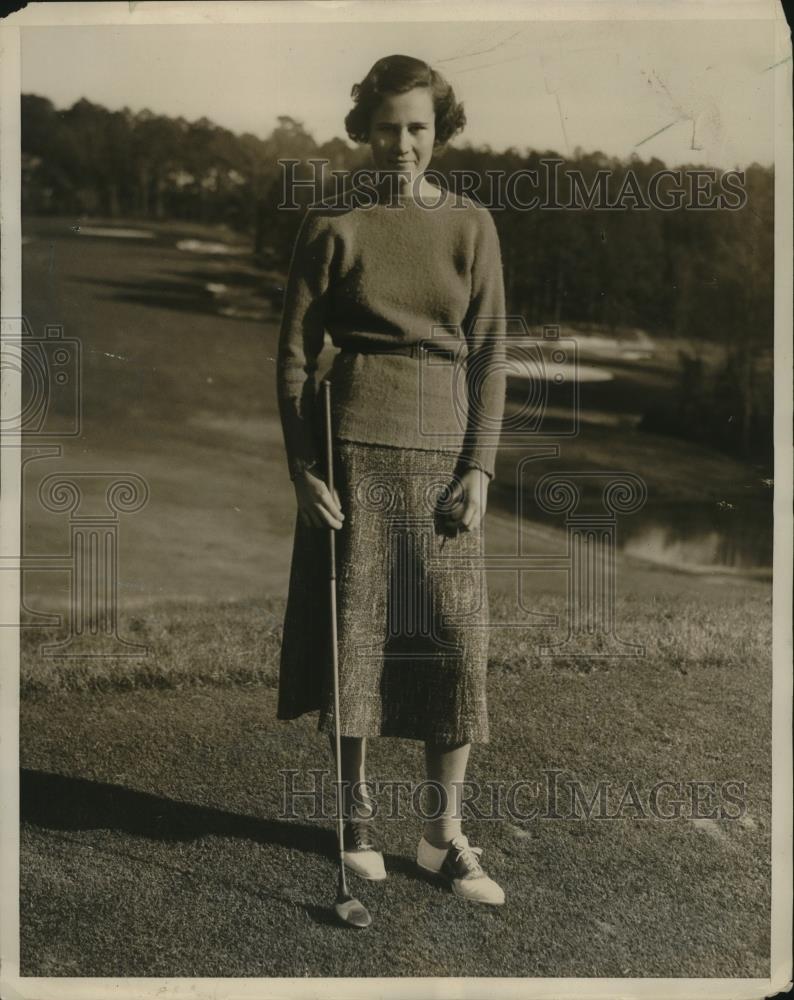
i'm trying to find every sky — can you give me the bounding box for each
[20,17,779,169]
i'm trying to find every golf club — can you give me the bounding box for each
[323,378,372,930]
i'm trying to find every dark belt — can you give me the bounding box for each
[338,340,466,364]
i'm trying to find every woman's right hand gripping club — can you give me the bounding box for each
[294,467,345,530]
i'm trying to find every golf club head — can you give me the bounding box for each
[334,893,372,929]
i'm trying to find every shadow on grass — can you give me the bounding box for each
[69,269,278,319]
[20,768,418,927]
[21,767,331,852]
[20,769,337,929]
[69,274,228,316]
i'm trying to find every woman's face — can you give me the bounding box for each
[368,87,436,187]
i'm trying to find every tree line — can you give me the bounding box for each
[22,94,773,461]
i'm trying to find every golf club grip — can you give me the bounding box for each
[323,379,334,495]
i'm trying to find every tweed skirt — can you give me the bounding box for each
[276,440,491,743]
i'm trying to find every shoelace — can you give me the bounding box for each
[452,841,484,876]
[346,820,375,852]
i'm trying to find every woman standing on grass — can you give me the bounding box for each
[275,54,507,905]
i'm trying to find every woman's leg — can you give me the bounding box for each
[419,739,504,904]
[328,733,386,879]
[328,734,374,819]
[422,740,470,846]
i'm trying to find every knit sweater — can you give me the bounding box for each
[276,184,507,481]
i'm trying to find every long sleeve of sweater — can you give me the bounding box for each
[456,209,507,479]
[276,210,334,481]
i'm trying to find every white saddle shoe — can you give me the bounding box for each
[417,833,505,905]
[342,819,387,881]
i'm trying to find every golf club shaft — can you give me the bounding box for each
[323,380,349,899]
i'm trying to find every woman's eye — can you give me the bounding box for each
[374,124,427,133]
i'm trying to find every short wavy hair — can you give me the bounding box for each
[344,54,466,149]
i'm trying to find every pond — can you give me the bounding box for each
[615,499,773,574]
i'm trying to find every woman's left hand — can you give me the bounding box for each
[444,467,489,533]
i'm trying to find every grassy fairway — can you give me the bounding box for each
[18,216,773,978]
[20,585,772,977]
[20,585,771,696]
